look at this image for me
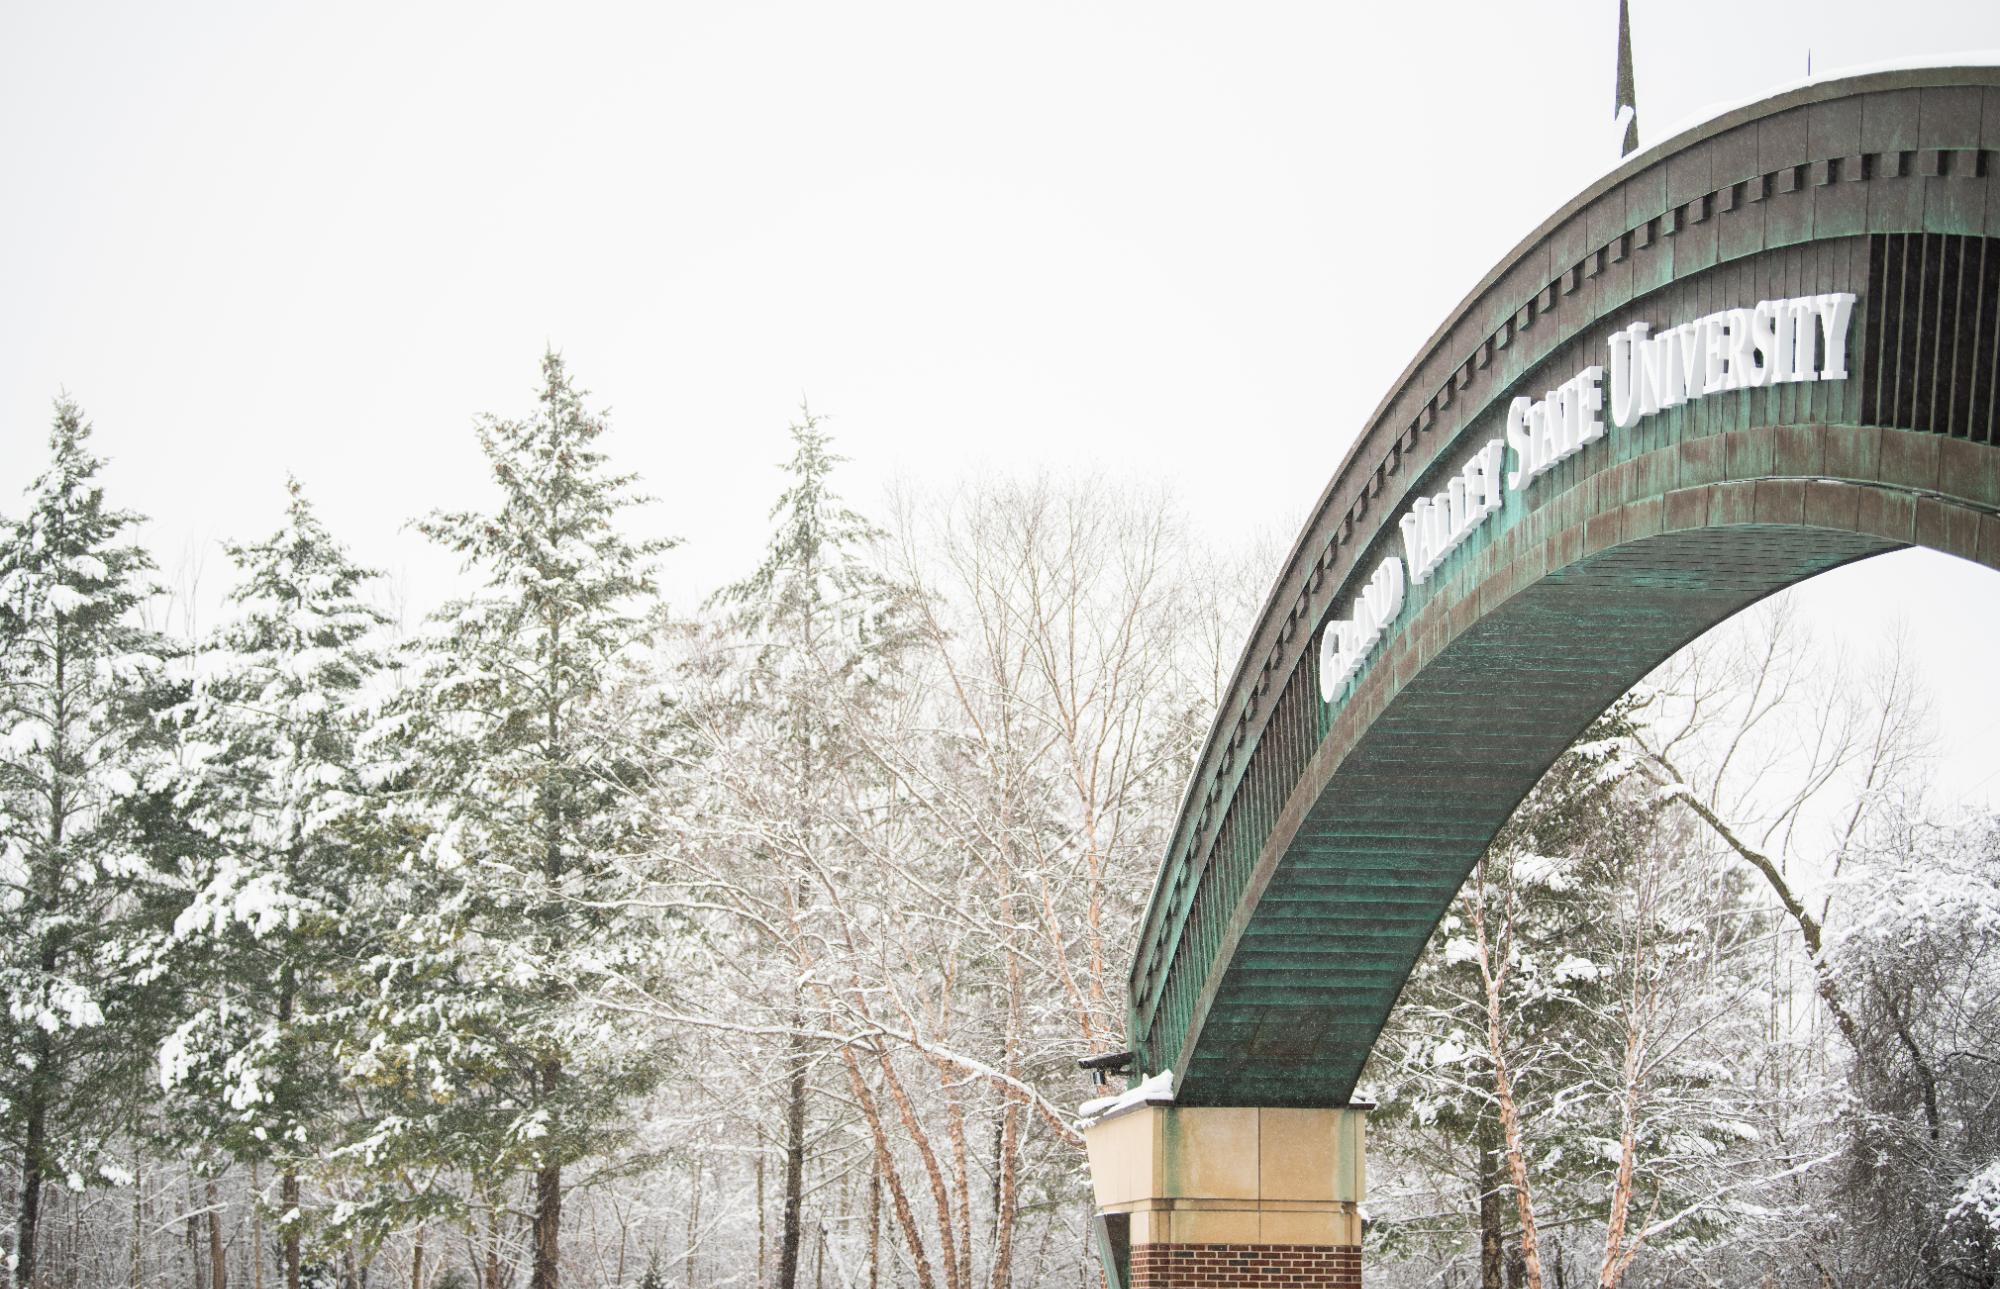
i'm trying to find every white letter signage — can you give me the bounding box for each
[1318,290,1857,707]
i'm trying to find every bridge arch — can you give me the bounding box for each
[1126,64,2000,1110]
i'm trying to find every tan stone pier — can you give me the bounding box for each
[1084,1103,1367,1287]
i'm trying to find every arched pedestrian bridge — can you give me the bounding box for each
[1128,64,2000,1113]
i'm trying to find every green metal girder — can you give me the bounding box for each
[1129,65,2000,1110]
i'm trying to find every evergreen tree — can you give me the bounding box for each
[702,404,913,1289]
[156,479,388,1289]
[1365,704,1766,1286]
[361,353,675,1289]
[0,400,176,1287]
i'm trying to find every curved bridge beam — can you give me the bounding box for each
[1129,65,2000,1107]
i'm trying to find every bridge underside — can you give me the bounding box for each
[1179,520,1896,1105]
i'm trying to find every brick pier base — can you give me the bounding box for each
[1130,1242,1361,1287]
[1084,1102,1369,1287]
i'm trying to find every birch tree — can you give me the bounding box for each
[829,475,1209,1285]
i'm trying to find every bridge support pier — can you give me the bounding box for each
[1084,1102,1367,1287]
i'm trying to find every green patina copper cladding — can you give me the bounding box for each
[1131,65,2000,1108]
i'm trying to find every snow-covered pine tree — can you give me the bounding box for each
[362,353,676,1289]
[699,405,912,1289]
[156,479,388,1289]
[1364,701,1770,1288]
[1365,715,1649,1286]
[0,400,176,1288]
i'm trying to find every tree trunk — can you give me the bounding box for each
[277,962,303,1289]
[281,1170,302,1289]
[1479,1114,1506,1289]
[531,1150,562,1289]
[1644,752,1863,1051]
[131,1158,144,1289]
[209,1175,229,1289]
[838,1047,936,1289]
[1491,1004,1546,1289]
[17,1084,46,1289]
[482,1201,503,1289]
[871,1036,961,1289]
[778,1016,809,1289]
[189,1180,210,1289]
[1597,936,1655,1289]
[1473,867,1546,1289]
[683,1159,701,1289]
[867,1161,880,1289]
[251,1163,264,1289]
[930,1056,970,1289]
[16,624,70,1289]
[17,884,60,1289]
[987,949,1026,1289]
[410,1227,424,1289]
[1881,985,1943,1141]
[66,1178,80,1287]
[533,598,570,1289]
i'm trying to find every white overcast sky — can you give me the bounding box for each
[5,2,1999,803]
